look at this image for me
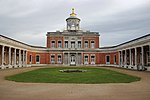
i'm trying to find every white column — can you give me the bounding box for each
[121,51,123,66]
[149,45,150,65]
[1,46,5,69]
[62,52,64,65]
[141,46,144,66]
[76,52,77,65]
[8,47,11,68]
[68,52,69,65]
[130,49,132,66]
[19,49,21,67]
[23,50,25,67]
[135,47,137,67]
[124,50,126,67]
[81,52,83,65]
[118,51,120,66]
[25,51,27,67]
[14,48,16,67]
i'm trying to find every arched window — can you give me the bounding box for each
[58,41,62,48]
[91,55,95,64]
[91,41,95,48]
[106,55,110,64]
[51,41,55,48]
[51,55,55,64]
[58,55,62,64]
[84,41,88,48]
[36,55,40,64]
[84,55,88,64]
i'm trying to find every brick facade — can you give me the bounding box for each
[0,9,149,71]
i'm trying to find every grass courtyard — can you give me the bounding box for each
[5,67,140,84]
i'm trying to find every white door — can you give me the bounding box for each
[70,55,76,65]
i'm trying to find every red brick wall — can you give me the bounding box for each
[47,37,50,48]
[47,36,63,48]
[95,36,99,48]
[27,51,119,65]
[83,53,100,64]
[98,52,119,64]
[27,51,48,64]
[49,52,63,64]
[82,36,100,49]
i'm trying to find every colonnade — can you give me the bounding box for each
[119,45,150,70]
[0,45,27,69]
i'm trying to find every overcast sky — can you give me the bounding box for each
[0,0,150,47]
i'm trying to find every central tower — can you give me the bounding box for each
[66,8,80,31]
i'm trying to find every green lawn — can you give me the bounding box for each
[5,67,140,84]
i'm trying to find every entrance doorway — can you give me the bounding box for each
[70,54,76,65]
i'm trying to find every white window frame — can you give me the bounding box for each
[58,40,62,48]
[51,54,55,64]
[71,41,75,48]
[114,54,116,64]
[51,40,55,48]
[84,41,88,48]
[91,55,95,64]
[36,55,40,64]
[29,54,32,64]
[65,41,68,48]
[78,41,81,48]
[84,55,89,64]
[106,55,110,64]
[57,54,62,64]
[91,40,95,48]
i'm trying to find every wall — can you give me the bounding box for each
[98,52,119,65]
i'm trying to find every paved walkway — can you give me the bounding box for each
[0,67,150,100]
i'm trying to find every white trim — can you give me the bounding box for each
[35,54,40,64]
[91,55,95,64]
[64,41,68,48]
[50,54,55,64]
[84,55,89,64]
[114,54,116,64]
[78,41,82,48]
[29,54,32,64]
[57,54,62,64]
[51,40,56,48]
[105,55,110,64]
[84,40,88,48]
[147,51,150,65]
[57,40,62,48]
[90,40,95,48]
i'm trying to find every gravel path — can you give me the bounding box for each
[0,67,150,100]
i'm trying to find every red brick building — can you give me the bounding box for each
[0,9,150,71]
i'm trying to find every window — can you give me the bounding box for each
[29,55,32,63]
[65,41,68,48]
[71,41,75,48]
[58,55,62,63]
[51,55,55,64]
[84,56,88,64]
[91,41,95,48]
[36,55,40,64]
[58,41,62,48]
[84,41,88,48]
[78,41,81,48]
[114,55,116,64]
[51,41,55,48]
[91,56,95,62]
[106,55,110,64]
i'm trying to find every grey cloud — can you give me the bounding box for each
[84,3,150,46]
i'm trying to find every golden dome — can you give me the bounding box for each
[70,8,77,17]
